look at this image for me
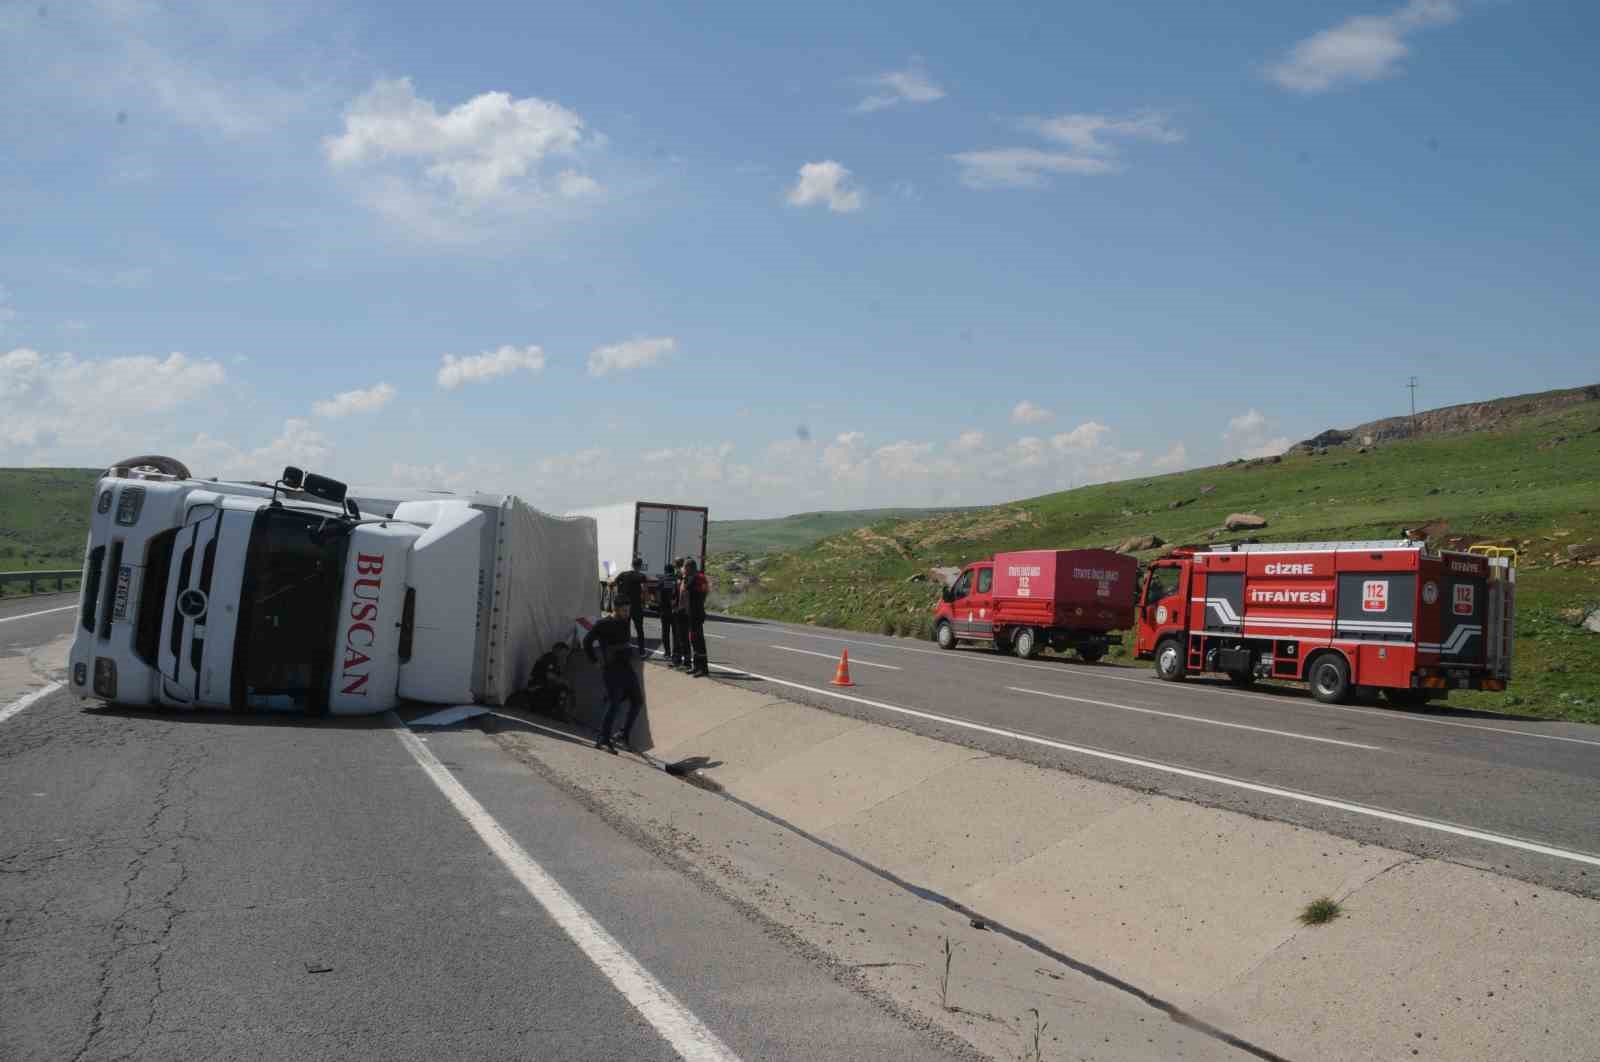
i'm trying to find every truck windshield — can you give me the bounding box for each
[231,507,348,712]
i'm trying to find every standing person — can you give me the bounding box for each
[684,557,710,677]
[671,558,692,670]
[583,602,644,752]
[656,560,679,663]
[612,556,648,656]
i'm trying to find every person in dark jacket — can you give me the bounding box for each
[671,558,692,669]
[656,561,679,663]
[684,558,710,676]
[583,603,644,752]
[611,556,648,655]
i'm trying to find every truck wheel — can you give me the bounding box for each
[1078,645,1105,664]
[1154,638,1185,682]
[935,621,956,650]
[1309,654,1352,704]
[1227,669,1255,688]
[1013,627,1038,659]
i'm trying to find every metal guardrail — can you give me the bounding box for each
[0,570,80,597]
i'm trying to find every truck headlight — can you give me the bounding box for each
[74,662,88,687]
[115,486,146,526]
[97,490,113,514]
[93,657,117,698]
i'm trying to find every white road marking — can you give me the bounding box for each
[720,623,1600,749]
[1007,686,1382,750]
[390,715,743,1062]
[0,682,65,725]
[769,645,900,670]
[0,604,76,625]
[703,663,1600,871]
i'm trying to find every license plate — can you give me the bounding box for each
[112,566,132,621]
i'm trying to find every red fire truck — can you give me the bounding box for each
[933,549,1138,661]
[1133,540,1514,704]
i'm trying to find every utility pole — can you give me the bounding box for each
[1407,376,1419,439]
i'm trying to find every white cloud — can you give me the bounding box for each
[1050,421,1110,451]
[1151,442,1189,471]
[312,382,396,418]
[188,419,331,479]
[1011,399,1053,424]
[954,110,1182,189]
[1223,409,1292,459]
[952,147,1120,189]
[786,160,863,213]
[437,345,546,390]
[856,63,946,112]
[587,336,675,377]
[951,429,986,454]
[1020,111,1184,154]
[324,78,601,233]
[1267,0,1461,93]
[1,347,226,454]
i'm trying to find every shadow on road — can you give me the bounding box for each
[87,704,389,730]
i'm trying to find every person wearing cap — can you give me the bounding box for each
[611,555,649,656]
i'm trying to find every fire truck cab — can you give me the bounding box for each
[1133,540,1515,705]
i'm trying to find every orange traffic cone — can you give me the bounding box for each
[831,649,855,687]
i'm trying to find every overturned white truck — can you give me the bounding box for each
[68,457,597,715]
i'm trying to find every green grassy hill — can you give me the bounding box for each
[714,402,1600,723]
[0,468,99,592]
[708,507,962,556]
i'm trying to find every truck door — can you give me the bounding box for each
[968,564,995,640]
[948,568,975,636]
[1136,561,1188,654]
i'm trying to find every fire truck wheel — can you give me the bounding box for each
[1154,638,1185,681]
[935,621,956,650]
[1226,669,1255,688]
[1013,627,1039,659]
[1309,653,1352,704]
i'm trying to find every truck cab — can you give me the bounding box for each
[933,562,996,648]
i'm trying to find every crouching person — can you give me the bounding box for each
[584,602,644,753]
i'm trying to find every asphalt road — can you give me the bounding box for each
[0,592,78,658]
[676,614,1600,897]
[0,606,975,1061]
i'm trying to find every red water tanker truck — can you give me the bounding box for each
[932,549,1138,661]
[1133,540,1515,704]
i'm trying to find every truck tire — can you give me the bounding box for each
[1013,627,1038,659]
[1226,668,1255,688]
[109,454,192,479]
[935,621,956,650]
[1078,645,1105,664]
[1154,638,1185,682]
[1308,653,1352,704]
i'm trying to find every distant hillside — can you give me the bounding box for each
[1295,383,1599,452]
[0,468,98,587]
[719,400,1600,724]
[709,507,963,556]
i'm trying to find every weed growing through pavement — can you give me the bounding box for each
[1299,896,1342,925]
[1017,1007,1047,1061]
[939,935,954,1010]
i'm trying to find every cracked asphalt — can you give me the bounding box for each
[1,656,978,1061]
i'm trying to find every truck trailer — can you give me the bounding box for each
[1133,540,1515,704]
[68,458,597,715]
[566,501,708,609]
[932,549,1139,661]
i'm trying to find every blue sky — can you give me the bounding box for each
[1,0,1596,517]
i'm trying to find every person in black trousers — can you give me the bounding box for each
[671,558,692,669]
[611,556,648,656]
[684,558,710,677]
[584,602,644,752]
[656,561,679,663]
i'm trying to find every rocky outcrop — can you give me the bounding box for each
[1116,534,1165,554]
[1293,383,1600,454]
[1224,513,1268,531]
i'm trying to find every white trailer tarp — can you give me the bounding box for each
[479,498,598,705]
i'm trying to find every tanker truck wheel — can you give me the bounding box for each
[1309,653,1352,704]
[935,621,956,650]
[1154,638,1185,682]
[1013,627,1038,659]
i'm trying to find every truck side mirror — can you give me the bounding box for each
[281,466,305,489]
[302,472,348,506]
[941,587,953,603]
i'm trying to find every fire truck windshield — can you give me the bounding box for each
[230,506,348,712]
